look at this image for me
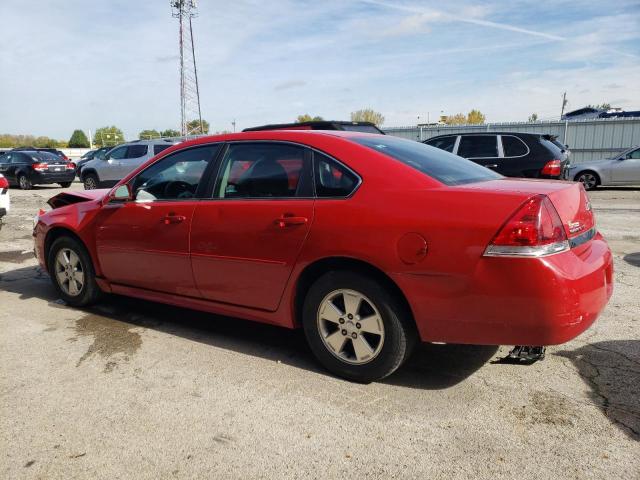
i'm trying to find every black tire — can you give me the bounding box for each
[83,173,99,190]
[18,174,32,190]
[47,235,102,307]
[302,271,416,383]
[575,171,599,191]
[59,182,72,188]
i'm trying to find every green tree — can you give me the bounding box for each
[528,113,539,122]
[186,119,209,134]
[93,126,125,147]
[350,108,385,126]
[160,129,180,137]
[68,129,90,148]
[296,114,324,123]
[138,129,160,140]
[466,109,486,124]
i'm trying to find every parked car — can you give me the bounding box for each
[423,132,570,179]
[244,120,385,134]
[0,150,75,189]
[34,131,613,382]
[0,173,9,230]
[80,139,177,189]
[75,146,113,175]
[12,147,70,162]
[570,146,640,190]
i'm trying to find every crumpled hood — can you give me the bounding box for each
[47,188,110,209]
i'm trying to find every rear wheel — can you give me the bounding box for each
[18,174,32,190]
[302,271,415,383]
[48,236,102,307]
[59,182,72,188]
[83,173,98,190]
[576,171,599,190]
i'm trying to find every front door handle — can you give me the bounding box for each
[163,213,186,225]
[275,214,308,228]
[484,164,498,169]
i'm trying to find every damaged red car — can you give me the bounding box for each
[33,131,614,382]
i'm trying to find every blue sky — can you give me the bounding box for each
[0,0,638,140]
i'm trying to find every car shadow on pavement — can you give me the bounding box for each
[623,252,640,267]
[555,341,640,440]
[1,265,495,389]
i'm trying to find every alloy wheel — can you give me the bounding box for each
[19,175,29,189]
[54,248,85,296]
[84,177,96,190]
[317,289,385,365]
[578,172,597,190]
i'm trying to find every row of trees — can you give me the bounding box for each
[295,109,386,126]
[0,134,66,148]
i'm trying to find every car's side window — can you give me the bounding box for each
[457,135,499,158]
[215,143,310,199]
[131,145,219,201]
[314,151,359,198]
[627,149,640,160]
[154,144,172,155]
[426,136,456,153]
[127,144,148,159]
[501,135,528,157]
[108,146,128,160]
[3,154,13,164]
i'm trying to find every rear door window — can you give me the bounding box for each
[501,135,528,157]
[457,135,498,158]
[108,146,128,159]
[127,144,148,158]
[154,144,173,155]
[353,135,501,186]
[425,136,457,153]
[215,143,311,198]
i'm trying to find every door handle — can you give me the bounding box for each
[163,213,186,225]
[275,214,308,228]
[484,164,498,169]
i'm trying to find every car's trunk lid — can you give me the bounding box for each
[462,178,595,239]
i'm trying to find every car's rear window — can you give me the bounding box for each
[30,152,60,162]
[352,135,501,186]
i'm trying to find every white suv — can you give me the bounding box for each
[80,139,178,189]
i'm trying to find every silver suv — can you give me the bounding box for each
[80,139,178,189]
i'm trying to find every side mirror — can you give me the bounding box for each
[111,184,132,201]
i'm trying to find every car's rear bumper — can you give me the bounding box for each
[393,233,614,346]
[31,171,76,184]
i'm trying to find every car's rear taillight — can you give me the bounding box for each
[541,159,562,176]
[0,175,8,189]
[32,163,48,171]
[484,195,569,257]
[66,162,76,170]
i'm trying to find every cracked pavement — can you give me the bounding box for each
[0,184,638,479]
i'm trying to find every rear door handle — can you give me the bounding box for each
[275,214,308,228]
[484,164,498,169]
[163,213,186,225]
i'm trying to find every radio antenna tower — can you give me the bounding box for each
[171,0,204,136]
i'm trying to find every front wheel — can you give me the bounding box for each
[59,182,72,188]
[302,271,416,383]
[48,236,102,307]
[576,171,599,190]
[83,173,99,190]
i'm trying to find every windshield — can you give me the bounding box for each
[352,135,502,186]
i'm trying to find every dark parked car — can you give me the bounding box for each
[0,150,75,189]
[244,120,385,134]
[423,132,570,179]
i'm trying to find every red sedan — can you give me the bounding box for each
[33,131,613,382]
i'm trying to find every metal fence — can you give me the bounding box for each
[383,117,640,164]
